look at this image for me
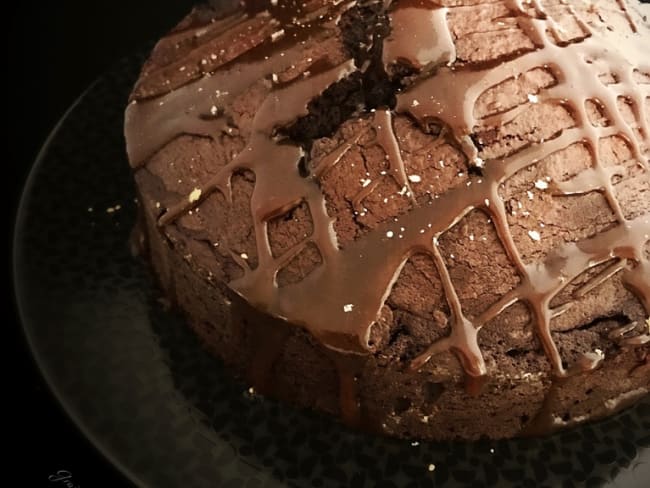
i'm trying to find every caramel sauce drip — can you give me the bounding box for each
[125,0,650,425]
[383,0,456,71]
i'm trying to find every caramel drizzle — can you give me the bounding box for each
[126,0,650,413]
[372,109,417,203]
[382,1,455,71]
[392,0,650,376]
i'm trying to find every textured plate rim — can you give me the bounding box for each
[12,77,141,488]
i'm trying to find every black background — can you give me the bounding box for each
[8,2,192,486]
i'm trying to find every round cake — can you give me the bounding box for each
[125,0,650,440]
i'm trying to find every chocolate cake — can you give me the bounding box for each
[125,0,650,440]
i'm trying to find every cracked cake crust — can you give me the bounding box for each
[125,0,650,439]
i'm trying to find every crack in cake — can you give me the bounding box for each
[125,0,650,439]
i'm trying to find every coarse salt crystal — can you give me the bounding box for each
[528,230,541,241]
[386,231,394,238]
[534,179,549,190]
[408,174,422,183]
[343,304,354,312]
[189,188,202,202]
[527,93,539,103]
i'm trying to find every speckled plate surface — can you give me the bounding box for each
[13,54,650,488]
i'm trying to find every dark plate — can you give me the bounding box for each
[13,54,650,488]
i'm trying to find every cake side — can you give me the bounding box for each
[126,0,650,440]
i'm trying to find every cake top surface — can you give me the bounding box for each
[125,0,650,384]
